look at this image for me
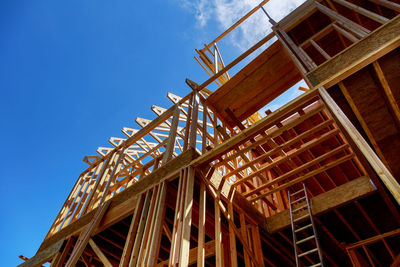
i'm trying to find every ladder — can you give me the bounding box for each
[288,183,324,267]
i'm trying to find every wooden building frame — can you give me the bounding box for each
[19,0,400,266]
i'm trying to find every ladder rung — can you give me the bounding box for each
[309,263,322,267]
[298,248,318,258]
[295,224,313,233]
[292,204,307,213]
[293,214,309,223]
[296,235,315,245]
[290,189,304,197]
[292,196,306,204]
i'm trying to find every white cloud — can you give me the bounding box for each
[178,0,306,50]
[178,0,214,27]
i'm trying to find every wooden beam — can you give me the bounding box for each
[191,89,319,167]
[333,0,389,24]
[266,176,375,233]
[51,237,74,267]
[346,228,400,249]
[391,253,400,267]
[201,0,270,51]
[179,166,195,267]
[88,239,112,267]
[197,183,206,267]
[372,61,400,129]
[119,194,145,267]
[214,200,223,267]
[367,0,400,13]
[315,1,370,38]
[310,39,331,60]
[17,240,66,267]
[65,202,110,267]
[338,81,391,168]
[319,86,400,205]
[228,203,238,267]
[307,15,400,88]
[332,23,359,43]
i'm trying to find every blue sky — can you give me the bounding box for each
[0,0,304,265]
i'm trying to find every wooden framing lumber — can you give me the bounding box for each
[37,148,197,255]
[201,0,270,51]
[319,86,400,205]
[179,166,195,267]
[18,239,66,267]
[372,61,400,128]
[346,228,400,250]
[332,0,389,24]
[266,175,375,233]
[191,89,319,167]
[214,199,223,267]
[367,0,400,12]
[119,194,145,267]
[64,202,110,267]
[307,14,400,88]
[88,238,112,267]
[197,183,206,267]
[156,240,216,267]
[337,81,390,167]
[314,1,370,37]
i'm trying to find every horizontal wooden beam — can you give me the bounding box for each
[37,148,198,254]
[266,176,375,233]
[191,89,319,167]
[307,14,400,88]
[346,228,400,250]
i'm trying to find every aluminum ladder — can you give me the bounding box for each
[288,183,324,267]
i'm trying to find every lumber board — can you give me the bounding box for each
[276,0,317,31]
[37,148,198,254]
[266,176,375,233]
[206,40,302,128]
[18,239,66,267]
[88,239,112,267]
[307,14,400,88]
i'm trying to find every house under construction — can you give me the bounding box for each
[19,0,400,266]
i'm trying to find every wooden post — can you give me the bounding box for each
[228,203,238,267]
[239,214,251,267]
[146,181,168,266]
[197,183,206,267]
[215,199,223,267]
[129,190,152,266]
[162,106,180,164]
[169,169,187,266]
[189,93,199,149]
[119,193,145,267]
[179,166,195,267]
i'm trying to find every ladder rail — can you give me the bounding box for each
[303,183,324,266]
[288,190,300,267]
